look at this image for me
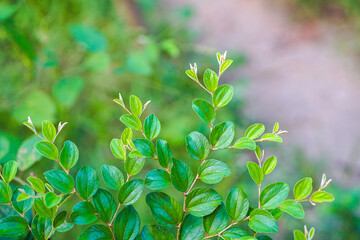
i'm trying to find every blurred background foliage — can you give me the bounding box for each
[0,0,358,239]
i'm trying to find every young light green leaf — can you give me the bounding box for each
[203,69,219,92]
[226,185,249,222]
[34,197,56,219]
[185,131,210,160]
[121,128,132,145]
[247,162,263,185]
[118,179,144,205]
[156,139,173,168]
[260,182,290,209]
[125,157,145,176]
[198,159,231,184]
[262,156,277,175]
[220,60,233,74]
[293,177,313,200]
[179,214,205,240]
[272,122,279,133]
[0,216,29,238]
[27,176,45,194]
[185,187,223,217]
[293,230,306,240]
[70,201,97,225]
[133,138,155,158]
[78,225,112,240]
[245,124,265,140]
[42,120,56,142]
[101,165,124,190]
[114,205,141,240]
[44,192,62,208]
[76,166,99,200]
[110,138,126,160]
[192,99,216,124]
[210,121,234,148]
[185,70,197,81]
[248,209,278,233]
[280,199,305,219]
[130,95,142,116]
[120,114,142,130]
[311,191,335,203]
[3,160,17,183]
[144,114,161,140]
[212,84,233,108]
[203,203,228,236]
[145,169,171,190]
[261,133,282,143]
[34,141,58,160]
[92,189,117,223]
[44,170,74,193]
[233,137,256,150]
[0,181,12,203]
[171,159,194,192]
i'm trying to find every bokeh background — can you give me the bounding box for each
[0,0,359,239]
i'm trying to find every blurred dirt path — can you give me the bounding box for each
[162,0,360,184]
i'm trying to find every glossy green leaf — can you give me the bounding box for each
[280,200,305,219]
[220,60,233,74]
[185,187,223,217]
[44,170,74,193]
[210,121,234,148]
[56,222,74,232]
[31,214,52,240]
[185,70,197,81]
[34,197,56,219]
[76,166,99,200]
[226,185,249,222]
[42,121,56,142]
[130,95,143,116]
[311,191,335,203]
[125,157,145,176]
[233,137,256,150]
[110,138,126,160]
[203,69,219,92]
[156,139,173,168]
[144,114,161,140]
[70,201,97,225]
[92,189,117,223]
[192,99,216,124]
[12,186,34,213]
[198,159,231,184]
[140,224,175,240]
[3,160,17,183]
[59,140,79,170]
[122,128,133,145]
[78,224,112,240]
[0,216,29,238]
[185,131,210,160]
[146,192,183,227]
[120,114,142,130]
[293,230,306,240]
[114,205,140,240]
[101,165,124,190]
[118,179,144,205]
[260,182,289,209]
[179,214,204,240]
[269,208,283,220]
[293,177,313,200]
[171,159,194,192]
[245,124,265,140]
[53,211,67,228]
[133,138,155,158]
[262,156,277,175]
[261,133,282,143]
[248,209,278,233]
[27,176,45,194]
[222,227,249,240]
[34,141,58,160]
[203,203,228,236]
[145,169,171,190]
[247,162,263,185]
[45,192,61,208]
[212,84,233,108]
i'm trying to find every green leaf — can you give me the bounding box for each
[70,201,97,225]
[16,135,42,171]
[120,114,142,130]
[185,70,197,81]
[16,193,30,202]
[198,159,231,184]
[203,69,219,92]
[27,176,45,193]
[293,230,306,240]
[185,187,223,217]
[34,141,58,160]
[122,128,133,145]
[53,76,84,107]
[101,165,124,190]
[34,197,56,219]
[156,139,173,168]
[248,209,278,233]
[247,162,263,185]
[129,150,142,158]
[53,211,67,228]
[59,140,79,170]
[210,121,234,148]
[12,186,34,213]
[233,137,256,150]
[261,133,282,143]
[114,205,141,240]
[311,191,335,203]
[92,189,117,223]
[245,124,265,140]
[3,160,17,183]
[118,179,144,205]
[170,159,194,192]
[31,214,52,240]
[225,185,249,222]
[133,138,155,158]
[140,224,175,240]
[110,138,126,160]
[70,24,107,52]
[220,60,233,74]
[0,216,29,238]
[78,224,113,240]
[192,99,216,124]
[144,114,161,140]
[273,122,279,133]
[293,177,313,200]
[56,222,74,232]
[145,169,171,190]
[212,84,233,108]
[125,157,145,176]
[42,120,56,142]
[44,170,74,193]
[222,227,249,240]
[76,166,99,200]
[260,182,290,209]
[280,200,304,219]
[130,95,143,116]
[262,156,277,175]
[185,131,210,160]
[203,203,228,236]
[179,214,204,240]
[269,208,283,220]
[146,192,183,228]
[45,192,62,208]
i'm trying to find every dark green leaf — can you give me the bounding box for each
[34,197,56,219]
[59,140,79,170]
[203,69,219,92]
[0,216,28,238]
[192,99,216,124]
[311,191,335,203]
[247,162,263,185]
[125,157,145,176]
[70,201,97,225]
[280,200,304,219]
[170,159,194,192]
[203,203,228,236]
[45,192,62,208]
[156,139,173,168]
[27,176,45,194]
[222,227,249,240]
[140,224,175,240]
[145,169,171,190]
[110,138,126,160]
[260,182,289,209]
[114,205,140,240]
[31,214,52,240]
[101,165,124,190]
[293,177,312,200]
[34,141,58,160]
[44,170,74,194]
[120,114,142,130]
[248,209,278,233]
[226,185,249,222]
[185,131,210,160]
[78,224,112,240]
[261,133,282,143]
[212,84,233,108]
[179,214,204,240]
[42,120,56,142]
[144,114,161,140]
[92,189,117,223]
[3,160,17,183]
[130,95,142,116]
[12,186,34,213]
[185,187,223,217]
[0,180,12,203]
[198,159,230,184]
[245,124,265,140]
[233,137,256,150]
[210,121,234,148]
[133,138,155,158]
[118,179,144,205]
[262,156,277,175]
[53,211,67,228]
[76,166,99,200]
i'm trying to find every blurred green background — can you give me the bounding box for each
[0,0,359,239]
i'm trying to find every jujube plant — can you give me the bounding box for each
[0,52,334,240]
